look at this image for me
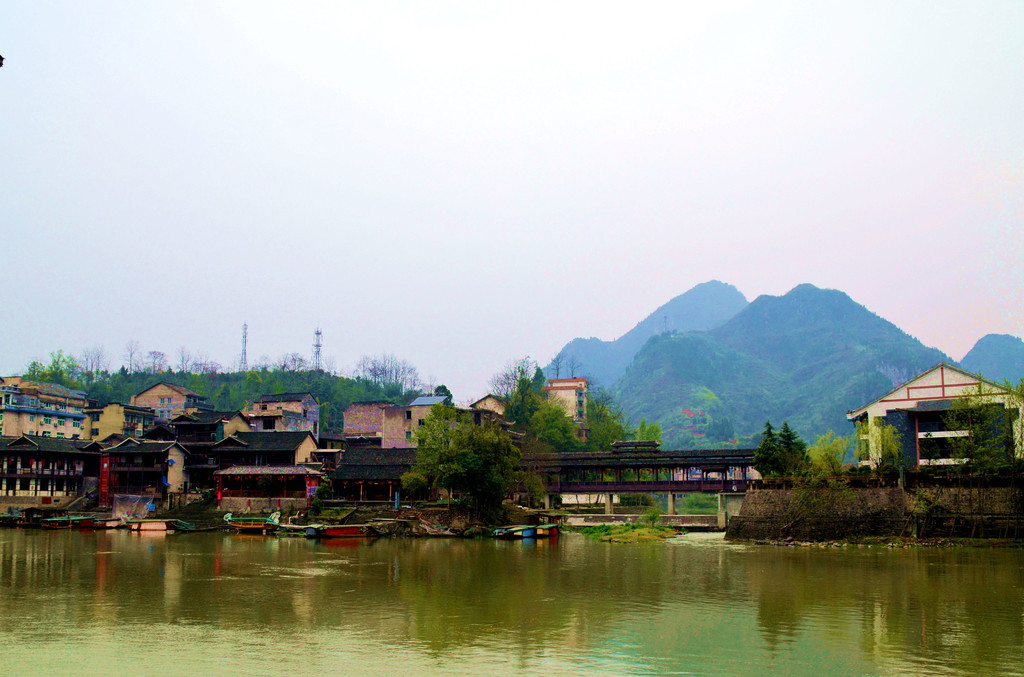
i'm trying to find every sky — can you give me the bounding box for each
[2,2,1023,402]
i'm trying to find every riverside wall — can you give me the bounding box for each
[726,484,1024,541]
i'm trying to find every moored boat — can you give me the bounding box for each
[305,524,380,538]
[533,523,560,538]
[493,525,538,539]
[126,519,197,532]
[224,511,280,534]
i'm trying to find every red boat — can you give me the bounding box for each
[305,524,380,538]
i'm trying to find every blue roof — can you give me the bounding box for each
[409,396,447,407]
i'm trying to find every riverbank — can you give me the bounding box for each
[726,484,1024,543]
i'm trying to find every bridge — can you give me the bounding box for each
[526,444,758,517]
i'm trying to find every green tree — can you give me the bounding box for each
[807,431,850,475]
[433,384,454,405]
[404,404,464,503]
[856,418,905,471]
[777,421,809,474]
[583,397,629,452]
[754,421,784,477]
[529,401,581,453]
[633,418,662,443]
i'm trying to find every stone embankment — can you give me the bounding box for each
[726,483,1024,542]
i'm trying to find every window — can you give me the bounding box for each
[405,431,412,440]
[72,420,81,428]
[56,432,64,438]
[43,416,52,425]
[405,411,412,420]
[418,419,424,426]
[29,414,35,422]
[42,431,50,437]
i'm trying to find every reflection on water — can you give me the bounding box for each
[1,530,1023,675]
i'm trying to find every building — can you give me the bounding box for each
[542,377,589,440]
[131,382,212,423]
[343,396,449,448]
[846,363,1024,468]
[470,394,505,417]
[0,377,92,439]
[214,465,325,512]
[83,403,156,442]
[242,393,320,437]
[0,435,103,506]
[331,448,419,501]
[98,438,188,506]
[169,410,251,444]
[183,431,319,490]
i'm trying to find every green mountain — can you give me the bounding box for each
[546,280,748,387]
[611,284,952,448]
[961,334,1024,384]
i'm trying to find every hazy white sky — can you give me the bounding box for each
[2,2,1022,401]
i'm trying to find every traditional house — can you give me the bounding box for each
[131,382,211,423]
[0,377,92,439]
[243,393,320,437]
[214,465,324,512]
[330,448,419,502]
[83,403,155,441]
[98,438,188,507]
[847,363,1024,468]
[0,435,102,506]
[169,410,251,444]
[470,394,505,417]
[184,431,319,490]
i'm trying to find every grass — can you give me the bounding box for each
[577,523,679,543]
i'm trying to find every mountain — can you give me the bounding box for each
[611,284,952,448]
[546,280,748,387]
[961,334,1024,383]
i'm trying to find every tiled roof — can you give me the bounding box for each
[330,448,417,481]
[255,393,314,403]
[173,410,244,424]
[108,439,184,454]
[0,435,102,454]
[135,382,203,398]
[214,465,323,476]
[214,431,313,451]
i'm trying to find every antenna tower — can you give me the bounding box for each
[241,322,248,371]
[312,327,323,371]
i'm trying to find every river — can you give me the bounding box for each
[1,529,1022,675]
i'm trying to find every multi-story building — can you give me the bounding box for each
[542,377,589,440]
[83,403,156,442]
[0,377,92,439]
[242,393,319,437]
[0,435,102,505]
[343,396,449,448]
[131,383,212,423]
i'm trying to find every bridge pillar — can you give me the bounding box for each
[543,493,553,511]
[604,493,614,515]
[666,492,675,516]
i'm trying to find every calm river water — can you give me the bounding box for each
[1,529,1023,676]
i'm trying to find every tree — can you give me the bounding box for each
[489,357,535,399]
[549,353,564,379]
[356,353,419,391]
[807,431,850,475]
[754,421,784,477]
[123,340,141,374]
[583,395,629,452]
[504,370,544,429]
[777,421,809,473]
[529,401,580,453]
[146,351,168,373]
[433,384,453,405]
[403,404,521,520]
[176,346,193,373]
[24,350,81,387]
[634,418,662,443]
[79,346,110,380]
[855,418,904,471]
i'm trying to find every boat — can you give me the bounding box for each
[533,523,560,538]
[91,517,126,529]
[40,515,96,529]
[125,519,197,532]
[304,523,380,538]
[492,525,538,539]
[224,511,280,534]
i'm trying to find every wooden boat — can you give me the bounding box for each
[224,511,280,534]
[493,525,538,539]
[305,524,380,538]
[533,523,560,538]
[126,519,197,532]
[91,517,126,529]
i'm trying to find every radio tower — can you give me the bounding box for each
[240,322,248,372]
[312,327,323,371]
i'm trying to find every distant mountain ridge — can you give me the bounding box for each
[961,334,1024,384]
[610,283,953,447]
[545,280,748,387]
